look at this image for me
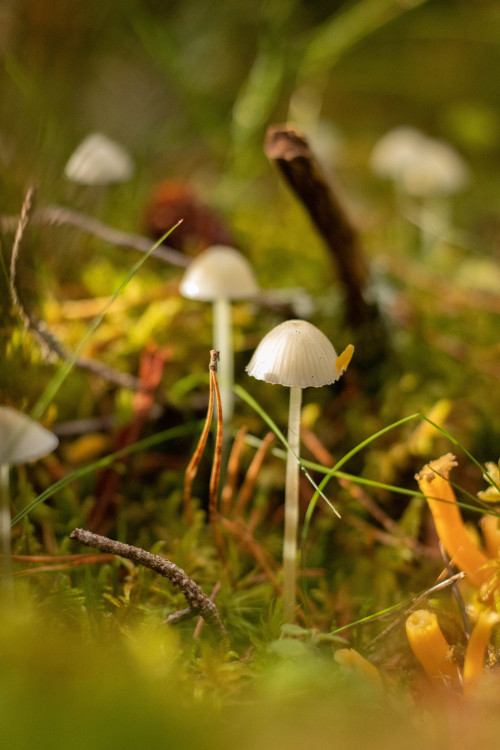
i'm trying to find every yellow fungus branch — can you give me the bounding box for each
[463,610,499,695]
[415,454,491,588]
[334,648,383,689]
[480,515,500,560]
[406,609,460,688]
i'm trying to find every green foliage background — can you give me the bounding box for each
[0,0,499,746]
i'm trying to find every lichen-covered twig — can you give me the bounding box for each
[70,527,227,638]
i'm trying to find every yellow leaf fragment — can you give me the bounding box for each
[336,344,354,375]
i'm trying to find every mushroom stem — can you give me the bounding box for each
[213,297,234,424]
[283,385,302,621]
[0,463,12,587]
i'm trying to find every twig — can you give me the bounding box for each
[70,527,227,638]
[439,541,471,638]
[208,351,227,563]
[193,581,222,638]
[264,124,371,326]
[1,204,189,267]
[183,351,218,523]
[366,571,466,651]
[6,188,143,390]
[208,350,223,524]
[9,185,38,329]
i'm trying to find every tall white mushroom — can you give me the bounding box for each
[0,407,59,587]
[370,127,468,252]
[246,319,353,620]
[180,245,259,423]
[64,132,134,185]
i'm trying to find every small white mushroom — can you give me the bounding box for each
[398,137,469,197]
[370,126,427,181]
[180,245,259,423]
[0,407,59,587]
[371,127,468,253]
[246,319,353,620]
[64,132,134,185]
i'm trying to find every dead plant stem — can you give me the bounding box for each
[70,527,226,638]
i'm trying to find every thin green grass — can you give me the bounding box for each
[236,384,500,548]
[29,223,181,422]
[11,420,205,526]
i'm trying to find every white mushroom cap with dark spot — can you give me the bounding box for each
[0,407,59,465]
[246,319,340,388]
[64,132,134,185]
[179,245,259,302]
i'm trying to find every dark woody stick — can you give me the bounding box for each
[70,527,227,638]
[264,124,372,327]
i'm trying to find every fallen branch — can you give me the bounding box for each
[1,203,189,267]
[265,124,390,382]
[70,527,227,638]
[265,124,371,326]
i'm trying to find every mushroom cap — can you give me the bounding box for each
[371,127,468,195]
[179,245,259,301]
[0,407,59,465]
[64,132,134,185]
[370,126,426,179]
[246,319,340,388]
[399,138,469,196]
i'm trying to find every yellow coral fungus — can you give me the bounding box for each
[463,610,499,695]
[334,648,383,689]
[408,399,452,457]
[478,460,500,504]
[480,515,500,560]
[416,454,491,588]
[406,609,460,687]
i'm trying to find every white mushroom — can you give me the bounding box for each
[64,132,134,185]
[180,245,259,423]
[398,137,469,197]
[370,126,427,181]
[246,320,353,620]
[0,407,59,586]
[371,127,469,253]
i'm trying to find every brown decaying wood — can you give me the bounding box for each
[265,124,372,326]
